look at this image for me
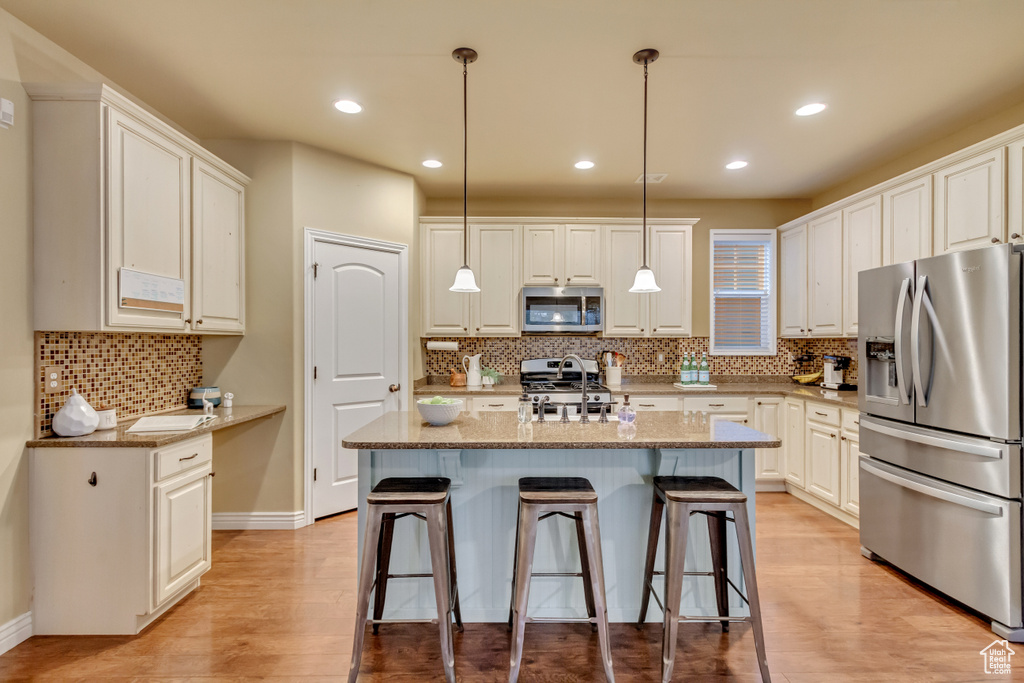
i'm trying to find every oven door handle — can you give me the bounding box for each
[861,458,1004,517]
[859,418,1004,459]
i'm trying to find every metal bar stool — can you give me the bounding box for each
[637,476,770,683]
[507,477,615,683]
[348,477,463,683]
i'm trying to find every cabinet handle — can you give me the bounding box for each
[487,403,503,407]
[709,403,724,407]
[992,237,1001,243]
[854,420,859,425]
[180,453,199,462]
[815,411,828,417]
[88,472,97,487]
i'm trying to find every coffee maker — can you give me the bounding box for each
[821,354,855,390]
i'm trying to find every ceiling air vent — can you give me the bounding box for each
[635,173,668,183]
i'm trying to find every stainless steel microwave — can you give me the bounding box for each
[521,287,603,333]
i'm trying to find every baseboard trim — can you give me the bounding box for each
[755,479,787,492]
[785,484,860,529]
[212,511,306,530]
[0,611,32,656]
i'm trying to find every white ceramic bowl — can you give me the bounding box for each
[416,399,463,426]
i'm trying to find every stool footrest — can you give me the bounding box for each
[527,616,595,624]
[383,572,434,579]
[366,618,438,625]
[651,570,714,578]
[531,571,584,578]
[678,615,753,624]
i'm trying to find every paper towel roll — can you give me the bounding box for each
[426,340,460,351]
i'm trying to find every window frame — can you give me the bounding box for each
[708,228,778,356]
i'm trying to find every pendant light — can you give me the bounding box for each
[630,48,661,293]
[449,47,481,293]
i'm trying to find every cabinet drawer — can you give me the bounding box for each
[154,435,213,482]
[806,403,841,427]
[683,396,749,414]
[474,396,518,411]
[628,396,680,411]
[841,408,861,433]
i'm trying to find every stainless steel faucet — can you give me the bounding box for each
[536,396,550,423]
[556,354,590,424]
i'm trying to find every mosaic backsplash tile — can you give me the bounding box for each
[423,336,858,382]
[36,332,203,438]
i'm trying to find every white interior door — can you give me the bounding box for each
[312,240,403,518]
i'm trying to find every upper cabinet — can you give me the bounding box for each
[421,223,470,336]
[648,225,693,336]
[470,224,521,336]
[807,211,843,336]
[842,195,881,336]
[779,225,808,337]
[564,225,602,286]
[933,148,1006,254]
[603,225,647,336]
[1008,139,1024,245]
[28,84,249,334]
[522,224,601,286]
[882,176,932,265]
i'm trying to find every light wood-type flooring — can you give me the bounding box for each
[0,493,1005,681]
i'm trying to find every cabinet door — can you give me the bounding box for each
[603,225,647,336]
[779,225,808,337]
[106,107,191,330]
[807,211,843,336]
[191,158,245,334]
[753,398,784,480]
[806,421,841,506]
[882,176,932,265]
[783,398,806,488]
[842,195,881,336]
[1009,139,1024,246]
[564,225,602,285]
[421,224,470,335]
[649,225,692,336]
[471,224,521,336]
[474,396,518,411]
[522,224,562,286]
[841,432,860,516]
[154,465,212,606]
[933,148,1006,253]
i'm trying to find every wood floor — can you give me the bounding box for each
[0,493,1004,681]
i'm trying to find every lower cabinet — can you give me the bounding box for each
[841,410,861,516]
[753,397,784,484]
[472,396,519,411]
[30,435,213,634]
[782,398,806,488]
[805,418,841,506]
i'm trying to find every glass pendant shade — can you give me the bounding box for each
[449,265,480,293]
[629,266,661,293]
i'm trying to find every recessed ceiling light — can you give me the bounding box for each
[422,159,443,168]
[726,160,748,170]
[795,103,827,117]
[333,99,362,114]
[575,160,595,170]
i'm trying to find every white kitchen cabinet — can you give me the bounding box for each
[30,435,213,634]
[933,148,1006,254]
[782,397,806,488]
[779,225,808,337]
[191,158,246,334]
[882,176,932,265]
[564,225,602,285]
[805,404,841,506]
[28,83,249,334]
[630,396,682,411]
[842,195,881,336]
[470,224,521,336]
[1009,139,1024,245]
[648,225,693,336]
[522,224,563,286]
[840,408,861,516]
[473,396,518,411]
[807,211,844,336]
[753,397,784,483]
[421,223,470,335]
[603,225,647,336]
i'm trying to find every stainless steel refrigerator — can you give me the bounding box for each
[858,242,1023,641]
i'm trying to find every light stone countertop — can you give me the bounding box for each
[342,410,781,450]
[28,405,287,448]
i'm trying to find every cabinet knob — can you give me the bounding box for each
[210,471,216,477]
[87,472,97,487]
[1013,233,1021,240]
[641,328,645,333]
[992,237,1001,243]
[196,319,203,325]
[463,327,467,331]
[801,329,806,333]
[476,327,480,332]
[185,318,192,324]
[831,433,837,439]
[566,277,571,283]
[554,278,559,283]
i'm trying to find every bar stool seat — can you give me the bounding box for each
[349,477,463,683]
[508,476,614,683]
[638,476,770,683]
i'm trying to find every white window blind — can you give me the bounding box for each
[710,230,776,355]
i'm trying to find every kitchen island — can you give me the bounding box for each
[342,410,779,623]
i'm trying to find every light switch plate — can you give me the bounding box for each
[43,365,61,394]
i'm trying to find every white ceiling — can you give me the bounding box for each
[4,0,1024,200]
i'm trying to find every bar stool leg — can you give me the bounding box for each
[733,505,771,683]
[574,512,598,633]
[508,502,539,683]
[706,511,730,633]
[507,499,522,632]
[426,503,457,683]
[637,488,664,628]
[445,499,464,632]
[581,503,615,683]
[372,513,396,635]
[660,501,690,683]
[348,506,384,683]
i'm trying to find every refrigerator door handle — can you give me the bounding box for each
[893,277,912,406]
[911,274,931,407]
[859,417,1005,459]
[861,458,1004,516]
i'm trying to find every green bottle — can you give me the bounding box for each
[698,353,710,385]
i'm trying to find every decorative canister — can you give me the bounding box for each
[188,386,221,408]
[52,388,99,437]
[95,407,118,430]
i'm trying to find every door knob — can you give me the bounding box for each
[388,384,401,393]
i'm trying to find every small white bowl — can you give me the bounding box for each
[416,399,463,426]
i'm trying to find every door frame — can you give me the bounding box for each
[303,228,409,526]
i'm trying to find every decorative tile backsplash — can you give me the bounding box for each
[36,332,203,438]
[423,336,858,382]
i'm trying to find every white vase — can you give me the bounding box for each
[52,388,99,437]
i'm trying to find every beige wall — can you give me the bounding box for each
[423,196,810,337]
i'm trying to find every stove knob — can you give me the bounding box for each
[532,396,538,402]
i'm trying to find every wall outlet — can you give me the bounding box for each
[43,366,62,394]
[658,353,665,363]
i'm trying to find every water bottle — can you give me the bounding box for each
[679,355,687,384]
[699,353,710,385]
[686,353,695,384]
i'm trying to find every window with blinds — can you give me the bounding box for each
[710,230,777,355]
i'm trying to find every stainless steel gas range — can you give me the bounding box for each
[520,357,612,415]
